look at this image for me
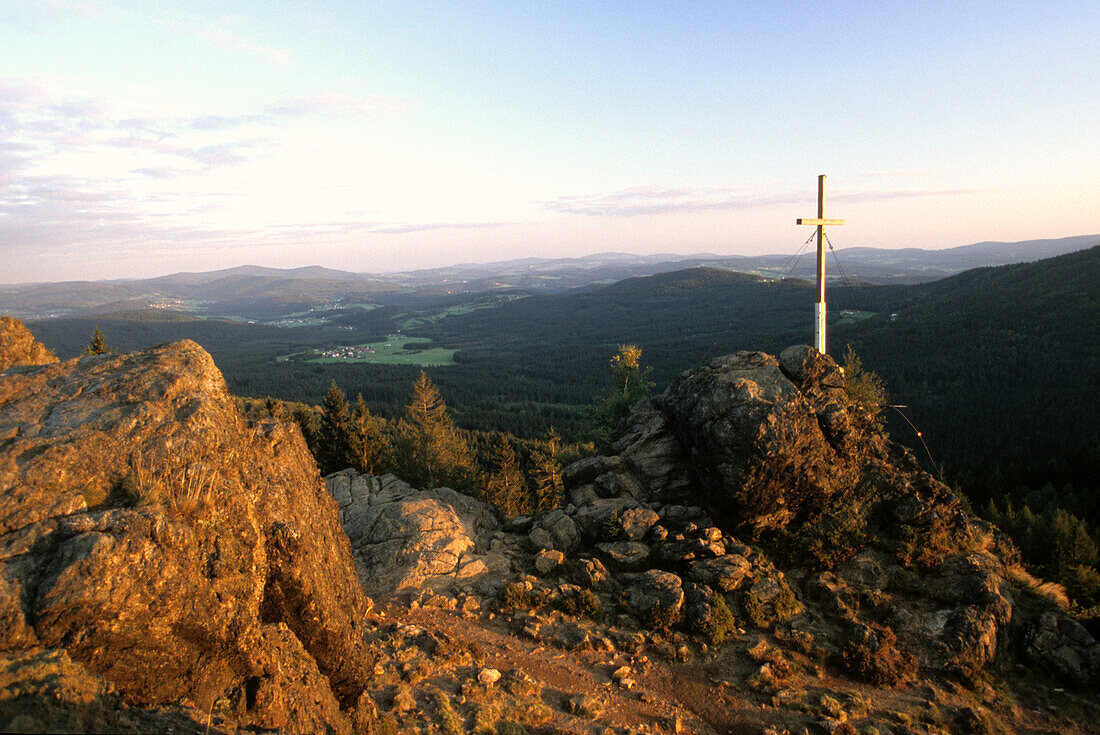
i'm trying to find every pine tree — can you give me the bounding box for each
[318,380,352,474]
[395,372,476,490]
[84,328,111,356]
[484,435,529,517]
[347,394,391,475]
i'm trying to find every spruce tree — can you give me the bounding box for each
[318,380,352,474]
[485,435,529,517]
[348,394,391,475]
[530,428,564,511]
[84,328,111,356]
[396,372,475,490]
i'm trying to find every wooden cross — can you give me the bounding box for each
[797,174,844,355]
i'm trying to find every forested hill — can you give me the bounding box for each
[834,245,1100,518]
[24,247,1100,498]
[838,245,1099,462]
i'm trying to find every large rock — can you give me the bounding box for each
[0,338,373,733]
[326,470,508,594]
[623,570,685,626]
[1021,610,1100,684]
[654,350,864,533]
[528,508,580,552]
[0,317,57,373]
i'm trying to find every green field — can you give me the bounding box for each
[285,335,456,366]
[835,310,876,324]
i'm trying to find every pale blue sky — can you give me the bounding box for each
[1,1,1097,282]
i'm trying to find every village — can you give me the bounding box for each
[315,343,378,360]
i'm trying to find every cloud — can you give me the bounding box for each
[152,11,293,68]
[264,93,411,118]
[862,169,930,179]
[545,186,799,216]
[545,185,976,217]
[130,166,184,179]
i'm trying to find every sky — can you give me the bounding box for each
[1,1,1097,283]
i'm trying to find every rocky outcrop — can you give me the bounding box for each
[0,317,57,372]
[326,469,511,594]
[0,338,374,733]
[545,346,1100,687]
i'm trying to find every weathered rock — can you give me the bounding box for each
[528,509,580,552]
[534,548,565,575]
[596,541,651,570]
[612,400,691,497]
[571,557,611,589]
[655,535,725,564]
[327,471,505,594]
[836,553,890,593]
[1020,610,1100,685]
[477,668,501,686]
[653,350,864,534]
[568,483,599,506]
[619,506,660,540]
[689,554,753,592]
[778,345,859,454]
[0,338,372,734]
[623,570,685,625]
[0,317,57,373]
[562,456,626,489]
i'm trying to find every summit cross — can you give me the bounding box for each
[796,174,844,355]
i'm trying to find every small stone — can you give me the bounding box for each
[478,668,502,686]
[567,694,604,718]
[534,548,565,575]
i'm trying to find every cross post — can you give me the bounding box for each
[796,174,844,354]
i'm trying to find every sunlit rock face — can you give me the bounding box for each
[0,334,373,733]
[0,317,57,373]
[326,469,509,594]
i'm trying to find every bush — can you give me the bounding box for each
[560,589,600,619]
[497,583,549,614]
[836,623,916,687]
[696,594,737,647]
[842,346,887,419]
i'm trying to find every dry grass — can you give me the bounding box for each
[118,453,221,514]
[1005,564,1070,609]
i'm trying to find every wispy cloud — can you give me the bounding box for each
[155,11,293,68]
[264,93,411,117]
[545,185,976,217]
[545,186,798,216]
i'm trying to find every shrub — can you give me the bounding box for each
[560,589,601,619]
[842,346,887,419]
[836,623,916,687]
[696,594,738,647]
[430,689,464,735]
[497,583,549,614]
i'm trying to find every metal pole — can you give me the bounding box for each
[815,174,827,354]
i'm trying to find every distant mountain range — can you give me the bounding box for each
[2,235,1095,320]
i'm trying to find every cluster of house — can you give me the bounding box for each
[315,345,377,360]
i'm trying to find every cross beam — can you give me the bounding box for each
[797,175,844,355]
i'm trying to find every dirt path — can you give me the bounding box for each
[368,597,1099,735]
[376,598,788,734]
